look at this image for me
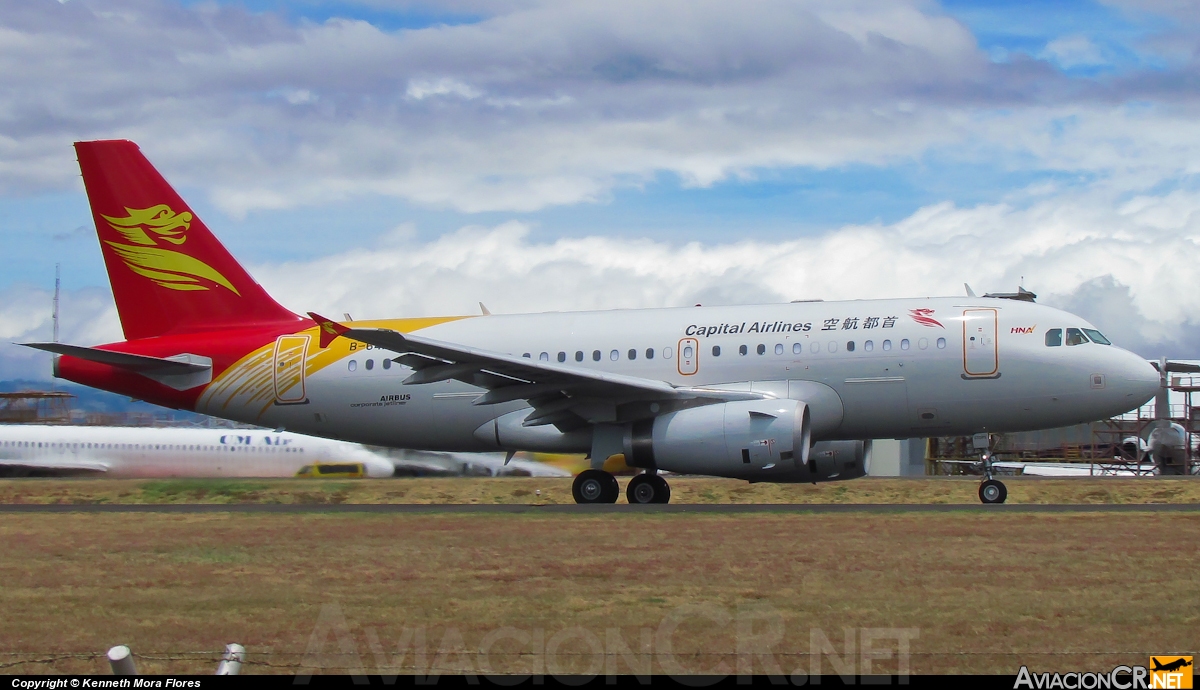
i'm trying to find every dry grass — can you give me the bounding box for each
[1,511,1197,676]
[1,476,1199,505]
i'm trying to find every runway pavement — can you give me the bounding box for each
[1,503,1198,513]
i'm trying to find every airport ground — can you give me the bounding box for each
[2,475,1200,504]
[1,477,1198,676]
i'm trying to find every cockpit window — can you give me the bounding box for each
[1082,329,1111,345]
[1045,329,1062,347]
[1065,328,1089,346]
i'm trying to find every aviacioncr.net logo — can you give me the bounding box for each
[101,204,240,296]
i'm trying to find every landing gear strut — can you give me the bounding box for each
[626,472,671,504]
[572,469,620,504]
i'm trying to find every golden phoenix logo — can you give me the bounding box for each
[102,205,240,295]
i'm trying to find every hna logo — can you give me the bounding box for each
[1151,656,1193,689]
[1011,326,1037,334]
[102,204,240,296]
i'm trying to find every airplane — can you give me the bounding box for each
[21,140,1162,504]
[0,424,396,478]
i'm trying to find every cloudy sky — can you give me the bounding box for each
[2,0,1199,380]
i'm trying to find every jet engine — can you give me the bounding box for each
[624,399,811,480]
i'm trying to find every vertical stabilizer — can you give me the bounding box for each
[74,140,301,340]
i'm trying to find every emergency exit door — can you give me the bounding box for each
[274,334,310,403]
[962,308,999,377]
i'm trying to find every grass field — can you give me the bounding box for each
[2,476,1200,505]
[2,510,1197,676]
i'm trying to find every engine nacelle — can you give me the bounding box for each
[802,440,871,482]
[625,400,811,480]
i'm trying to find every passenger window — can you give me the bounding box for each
[900,339,910,350]
[646,348,654,359]
[610,350,619,361]
[593,350,601,361]
[557,352,566,363]
[664,347,673,359]
[936,337,946,349]
[712,345,721,357]
[539,352,549,361]
[828,341,838,353]
[523,353,531,358]
[628,349,637,360]
[365,359,374,370]
[811,342,821,353]
[382,359,391,370]
[739,345,748,356]
[864,340,873,352]
[1066,328,1088,346]
[793,342,801,354]
[882,340,892,351]
[1045,329,1062,347]
[575,351,584,362]
[1082,329,1111,345]
[846,341,855,352]
[348,360,357,372]
[757,344,766,355]
[918,338,928,350]
[774,343,784,355]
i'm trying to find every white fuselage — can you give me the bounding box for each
[0,425,396,477]
[201,297,1160,453]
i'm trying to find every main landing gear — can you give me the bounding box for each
[571,470,672,504]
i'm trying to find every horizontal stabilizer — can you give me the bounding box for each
[21,342,212,391]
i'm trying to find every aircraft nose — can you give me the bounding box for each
[1115,350,1160,408]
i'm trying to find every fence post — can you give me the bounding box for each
[216,643,245,675]
[107,645,137,675]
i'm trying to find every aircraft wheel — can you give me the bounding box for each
[979,479,1007,504]
[574,469,619,504]
[651,475,671,504]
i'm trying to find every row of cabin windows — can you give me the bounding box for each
[1045,328,1112,347]
[526,348,675,362]
[346,337,951,371]
[0,440,303,452]
[712,337,946,356]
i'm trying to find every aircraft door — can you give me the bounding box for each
[273,334,310,403]
[677,338,699,376]
[962,309,999,377]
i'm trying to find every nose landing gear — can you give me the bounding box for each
[979,477,1007,504]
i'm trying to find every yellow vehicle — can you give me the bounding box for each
[295,462,366,478]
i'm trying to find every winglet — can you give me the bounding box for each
[964,283,977,297]
[308,312,349,348]
[479,302,492,316]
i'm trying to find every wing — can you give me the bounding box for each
[309,313,764,431]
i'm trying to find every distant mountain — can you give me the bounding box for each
[0,379,214,425]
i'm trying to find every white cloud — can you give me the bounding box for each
[1040,35,1107,69]
[0,0,1193,214]
[405,78,482,101]
[5,184,1198,380]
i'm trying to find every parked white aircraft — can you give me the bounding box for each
[0,425,395,478]
[23,141,1163,504]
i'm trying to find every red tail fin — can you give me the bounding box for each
[75,140,302,340]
